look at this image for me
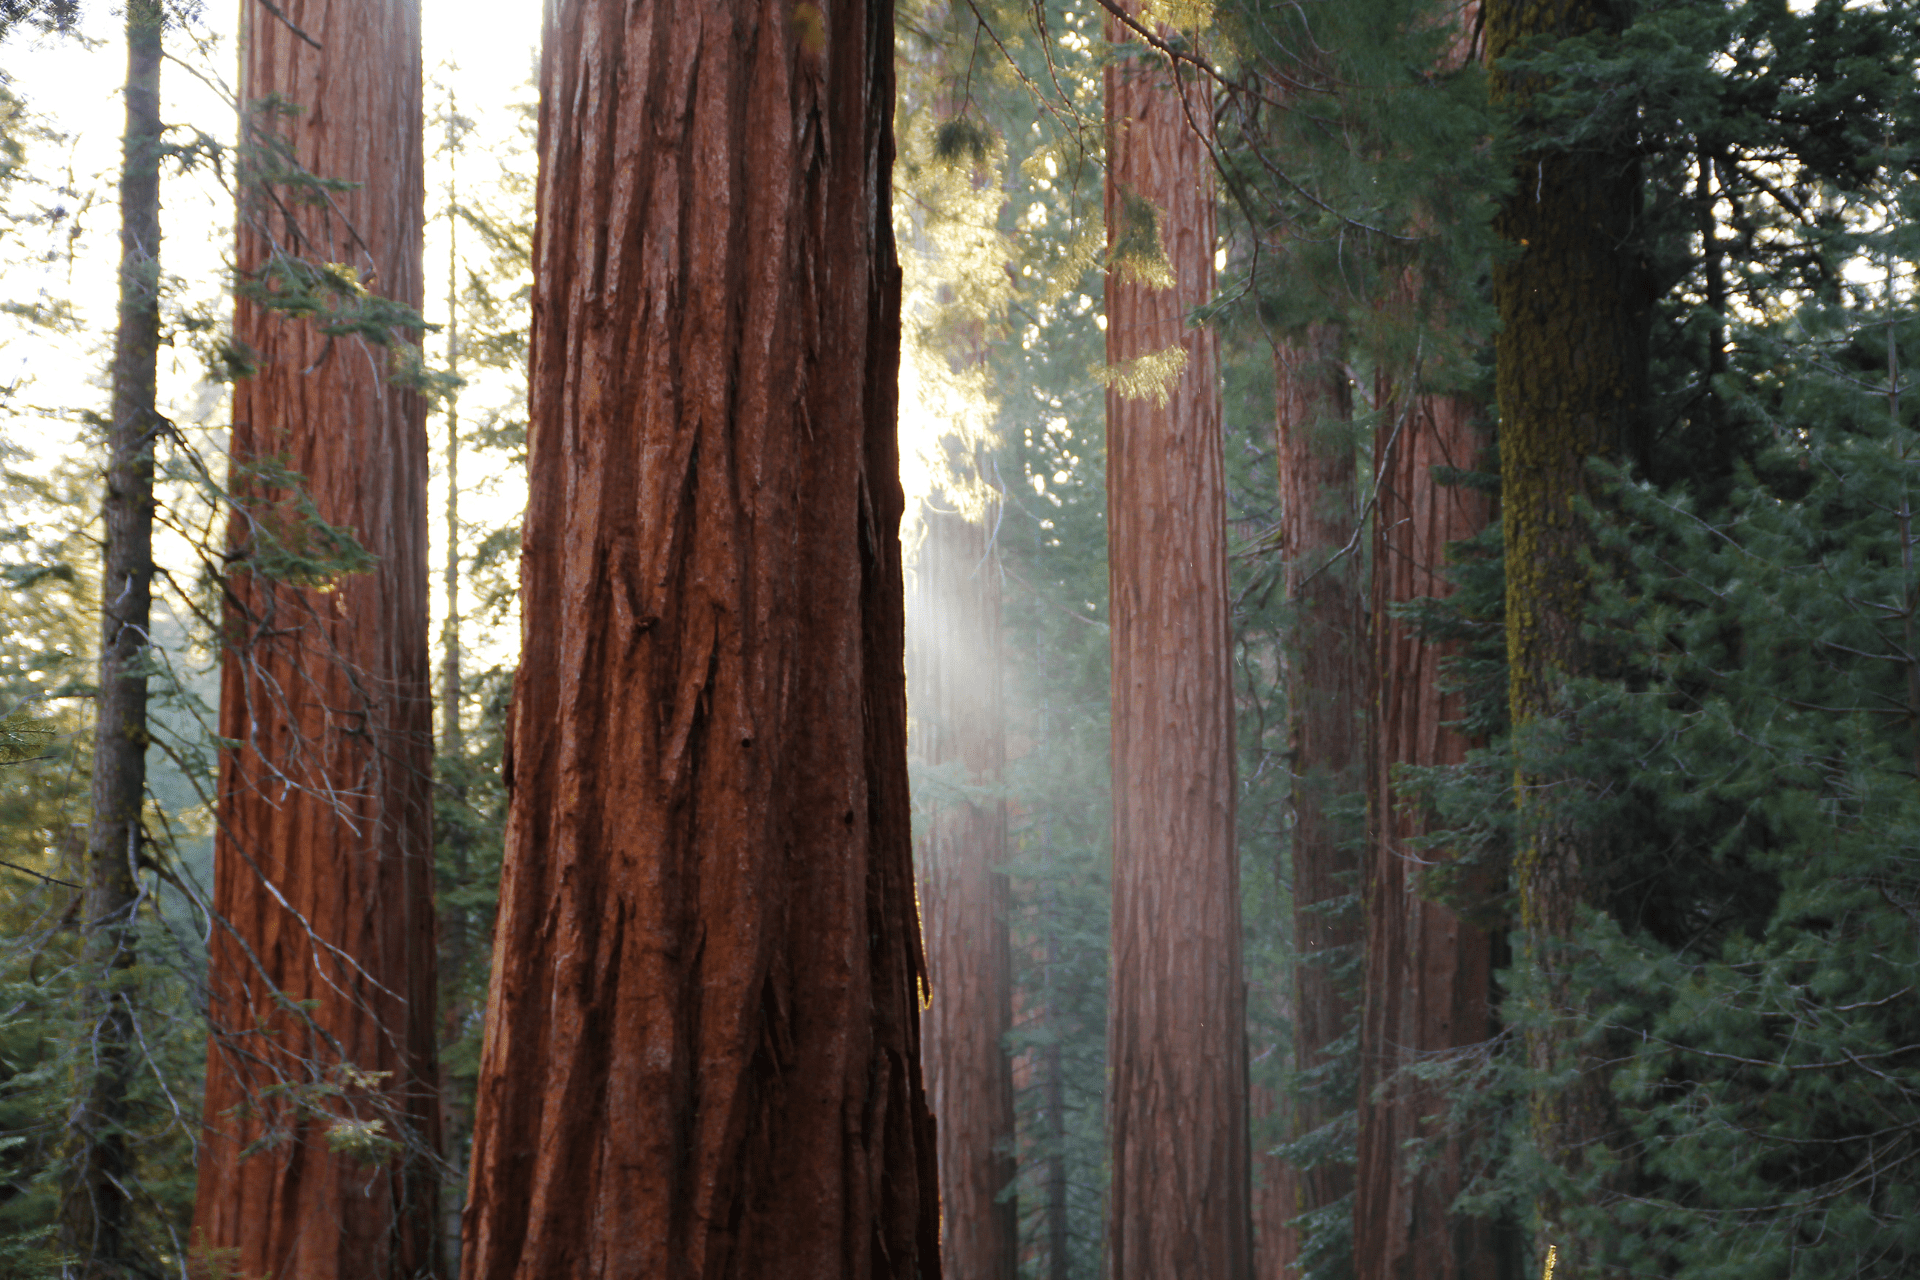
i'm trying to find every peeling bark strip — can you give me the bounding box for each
[1356,390,1496,1280]
[195,2,440,1278]
[1102,9,1252,1277]
[910,502,1018,1280]
[458,1,938,1276]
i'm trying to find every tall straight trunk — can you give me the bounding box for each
[63,5,161,1274]
[1043,921,1070,1280]
[911,499,1017,1280]
[458,0,938,1275]
[1271,321,1364,1279]
[195,3,440,1277]
[1487,0,1646,1271]
[1355,388,1496,1280]
[1249,983,1299,1280]
[438,111,469,1277]
[1103,11,1251,1277]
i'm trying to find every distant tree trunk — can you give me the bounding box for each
[194,2,441,1277]
[1271,321,1364,1279]
[911,499,1018,1280]
[1250,985,1300,1280]
[63,5,161,1274]
[1487,0,1647,1270]
[1043,935,1070,1280]
[1103,10,1251,1277]
[458,0,938,1275]
[438,108,469,1277]
[1355,387,1496,1280]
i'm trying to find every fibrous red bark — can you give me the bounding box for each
[195,2,440,1277]
[910,499,1017,1280]
[1355,389,1495,1280]
[1103,12,1252,1276]
[1270,322,1364,1279]
[457,0,938,1275]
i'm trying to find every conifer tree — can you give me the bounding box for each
[458,0,939,1273]
[1356,385,1495,1280]
[194,1,442,1275]
[63,4,161,1274]
[1272,319,1363,1279]
[1485,0,1646,1268]
[1101,4,1251,1275]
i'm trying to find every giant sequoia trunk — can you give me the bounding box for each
[1487,0,1647,1270]
[64,6,161,1275]
[910,500,1017,1280]
[1355,389,1496,1280]
[195,3,440,1276]
[1270,322,1364,1280]
[1103,11,1252,1276]
[458,1,938,1276]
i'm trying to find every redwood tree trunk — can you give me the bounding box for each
[1355,389,1496,1280]
[1272,322,1364,1278]
[1103,13,1252,1277]
[64,6,160,1274]
[911,500,1017,1280]
[195,3,440,1276]
[457,0,938,1275]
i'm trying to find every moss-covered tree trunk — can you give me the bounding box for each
[1355,387,1497,1280]
[63,6,161,1274]
[457,0,938,1275]
[194,2,441,1276]
[911,499,1017,1280]
[1103,9,1252,1275]
[1487,0,1647,1269]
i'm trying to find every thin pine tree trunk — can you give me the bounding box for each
[63,5,162,1273]
[458,0,938,1274]
[194,2,441,1276]
[438,108,469,1277]
[912,500,1018,1280]
[1103,8,1251,1275]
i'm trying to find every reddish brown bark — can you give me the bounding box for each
[457,1,938,1276]
[910,500,1017,1280]
[195,3,440,1278]
[1354,390,1496,1280]
[1250,987,1300,1280]
[1103,12,1252,1277]
[1269,322,1364,1280]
